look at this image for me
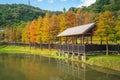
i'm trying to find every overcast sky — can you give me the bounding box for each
[0,0,96,11]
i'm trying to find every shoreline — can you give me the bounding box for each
[0,45,65,59]
[0,45,120,71]
[86,55,120,71]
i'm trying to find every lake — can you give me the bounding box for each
[0,54,120,80]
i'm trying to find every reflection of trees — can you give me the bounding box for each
[0,55,60,80]
[0,55,119,80]
[20,56,59,80]
[0,55,26,80]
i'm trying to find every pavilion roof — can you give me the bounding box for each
[57,23,96,37]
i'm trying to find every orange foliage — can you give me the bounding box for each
[30,20,36,43]
[66,10,76,27]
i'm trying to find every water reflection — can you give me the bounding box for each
[0,54,59,80]
[0,54,119,80]
[56,59,120,80]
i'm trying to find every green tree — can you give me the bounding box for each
[114,16,120,42]
[96,11,115,56]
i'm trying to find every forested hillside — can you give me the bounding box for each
[0,4,61,27]
[87,0,120,12]
[0,0,120,44]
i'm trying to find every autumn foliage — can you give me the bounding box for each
[21,9,91,44]
[3,9,120,45]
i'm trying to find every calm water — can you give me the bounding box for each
[0,54,120,80]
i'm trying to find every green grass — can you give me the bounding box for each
[87,55,120,71]
[0,45,65,59]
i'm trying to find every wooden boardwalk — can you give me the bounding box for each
[57,44,120,59]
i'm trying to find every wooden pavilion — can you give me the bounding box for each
[57,23,120,60]
[57,23,95,45]
[57,23,96,60]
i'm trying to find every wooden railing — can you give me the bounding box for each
[85,44,120,53]
[57,44,120,54]
[57,44,85,54]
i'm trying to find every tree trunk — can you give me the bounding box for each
[100,39,102,45]
[48,41,51,50]
[34,42,36,49]
[29,42,31,50]
[106,36,109,56]
[40,44,41,50]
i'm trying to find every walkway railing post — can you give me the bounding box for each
[82,45,86,61]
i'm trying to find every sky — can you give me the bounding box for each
[0,0,96,11]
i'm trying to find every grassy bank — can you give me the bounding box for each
[0,45,120,71]
[0,45,65,59]
[87,55,120,71]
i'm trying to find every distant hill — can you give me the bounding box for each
[87,0,120,13]
[0,0,120,28]
[67,0,120,15]
[0,4,61,27]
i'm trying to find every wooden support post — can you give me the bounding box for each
[59,37,62,44]
[58,52,61,56]
[75,36,77,44]
[72,37,74,44]
[73,36,75,44]
[90,34,92,45]
[82,45,86,61]
[86,36,89,44]
[62,52,65,57]
[78,53,80,60]
[65,53,69,58]
[65,37,67,44]
[82,35,84,45]
[82,54,86,61]
[72,53,75,59]
[80,36,82,44]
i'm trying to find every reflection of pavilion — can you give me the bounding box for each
[57,59,86,80]
[56,59,120,80]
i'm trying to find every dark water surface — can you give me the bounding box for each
[0,54,120,80]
